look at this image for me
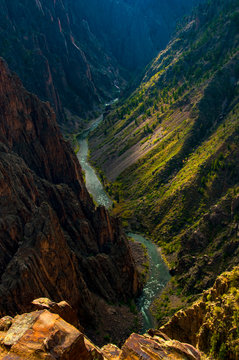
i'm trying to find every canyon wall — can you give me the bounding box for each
[0,0,122,124]
[0,0,201,125]
[0,58,140,333]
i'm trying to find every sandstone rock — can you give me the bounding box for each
[101,344,121,360]
[120,333,202,360]
[84,338,104,360]
[0,316,13,331]
[32,298,79,329]
[0,306,207,360]
[1,310,94,359]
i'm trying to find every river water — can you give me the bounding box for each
[76,114,170,332]
[128,233,170,332]
[76,115,113,209]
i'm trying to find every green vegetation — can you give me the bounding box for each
[202,268,239,359]
[89,0,239,300]
[89,4,239,358]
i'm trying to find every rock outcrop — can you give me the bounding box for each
[32,298,79,329]
[161,267,239,359]
[0,302,203,360]
[0,309,101,360]
[119,332,201,360]
[0,58,140,338]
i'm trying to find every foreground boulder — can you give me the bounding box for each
[119,333,201,360]
[0,304,203,360]
[32,298,79,329]
[0,310,102,360]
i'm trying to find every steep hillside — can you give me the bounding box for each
[90,0,239,309]
[0,58,141,344]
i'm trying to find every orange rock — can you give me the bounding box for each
[101,344,121,360]
[0,306,205,360]
[0,317,13,332]
[120,333,202,360]
[1,310,95,359]
[32,298,80,329]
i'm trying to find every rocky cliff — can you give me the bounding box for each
[0,0,202,126]
[0,0,122,125]
[0,58,140,341]
[161,267,239,359]
[69,0,202,71]
[0,298,203,360]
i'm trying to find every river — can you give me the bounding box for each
[128,233,170,332]
[76,115,113,209]
[76,114,170,332]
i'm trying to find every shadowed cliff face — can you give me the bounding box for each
[69,0,202,71]
[0,58,140,331]
[0,0,201,125]
[0,0,122,124]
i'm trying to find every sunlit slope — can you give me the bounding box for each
[90,0,239,295]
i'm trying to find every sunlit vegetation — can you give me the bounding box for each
[202,268,239,359]
[89,1,239,329]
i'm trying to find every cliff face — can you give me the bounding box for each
[0,0,201,125]
[0,0,122,124]
[70,0,202,71]
[161,267,239,359]
[0,58,140,335]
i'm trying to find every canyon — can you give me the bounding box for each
[88,0,239,357]
[0,0,238,359]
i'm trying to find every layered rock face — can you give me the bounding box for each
[0,0,122,124]
[70,0,202,71]
[0,58,140,333]
[161,267,239,359]
[0,0,201,124]
[0,299,203,360]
